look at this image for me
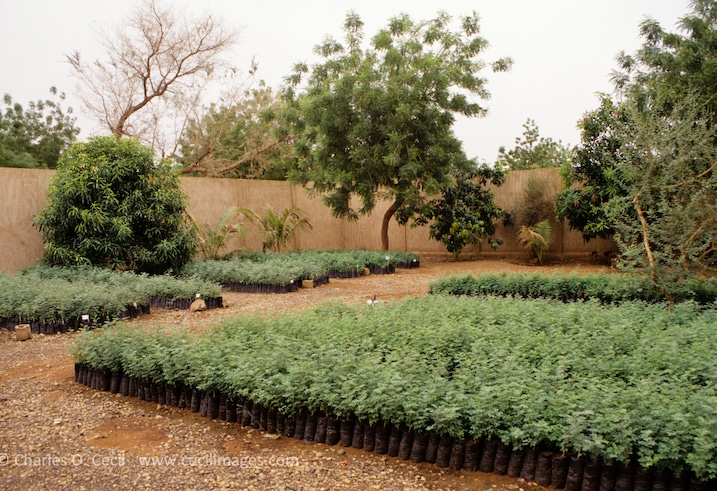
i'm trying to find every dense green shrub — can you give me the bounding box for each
[429,271,717,304]
[73,296,717,479]
[419,166,505,259]
[33,136,196,274]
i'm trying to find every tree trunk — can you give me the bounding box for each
[632,193,655,270]
[633,192,674,304]
[381,201,398,251]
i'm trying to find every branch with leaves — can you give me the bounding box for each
[178,82,294,178]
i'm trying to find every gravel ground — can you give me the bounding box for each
[0,257,609,491]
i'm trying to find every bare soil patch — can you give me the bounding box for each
[0,257,609,491]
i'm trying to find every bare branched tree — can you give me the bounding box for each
[66,0,239,156]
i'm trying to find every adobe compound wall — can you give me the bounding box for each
[0,167,616,273]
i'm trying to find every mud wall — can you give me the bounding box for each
[0,167,615,273]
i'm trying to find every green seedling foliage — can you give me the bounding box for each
[0,265,222,325]
[183,249,420,286]
[429,272,717,304]
[73,296,717,479]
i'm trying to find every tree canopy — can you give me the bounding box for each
[612,0,717,117]
[611,94,717,296]
[284,11,511,250]
[0,87,79,169]
[496,118,572,170]
[419,164,505,259]
[557,0,717,295]
[34,136,196,274]
[555,95,635,241]
[178,82,293,179]
[67,0,238,157]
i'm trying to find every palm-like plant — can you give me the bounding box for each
[516,219,552,265]
[241,206,312,253]
[191,207,246,260]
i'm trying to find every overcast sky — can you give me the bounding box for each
[1,0,690,163]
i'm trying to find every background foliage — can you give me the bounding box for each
[496,118,572,171]
[0,87,79,169]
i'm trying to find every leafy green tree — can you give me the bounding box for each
[284,11,512,250]
[612,0,717,118]
[555,95,635,241]
[609,95,717,298]
[0,87,79,168]
[496,118,572,170]
[419,164,505,260]
[33,136,196,274]
[557,1,717,244]
[557,0,717,298]
[178,83,293,179]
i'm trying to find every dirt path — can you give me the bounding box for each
[0,257,609,491]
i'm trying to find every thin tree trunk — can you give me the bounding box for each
[633,192,674,304]
[381,201,398,251]
[632,193,655,269]
[680,221,707,270]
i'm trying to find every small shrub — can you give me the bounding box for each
[191,207,247,260]
[241,206,311,253]
[516,219,552,264]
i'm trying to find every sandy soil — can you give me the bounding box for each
[0,257,611,491]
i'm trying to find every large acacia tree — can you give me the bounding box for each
[284,11,511,250]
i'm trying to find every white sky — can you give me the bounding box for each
[0,0,689,163]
